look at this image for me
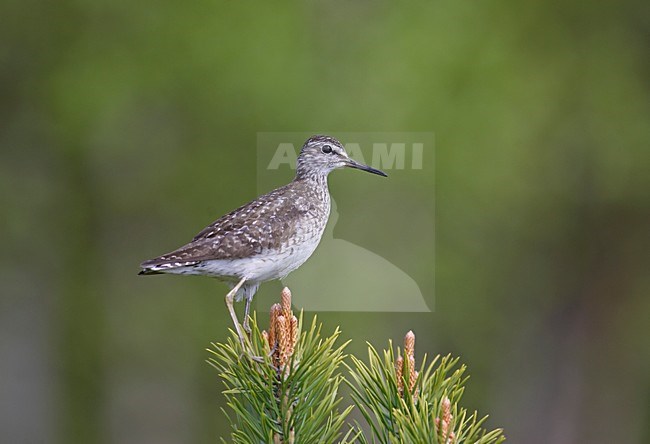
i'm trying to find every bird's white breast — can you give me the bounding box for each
[191,233,322,282]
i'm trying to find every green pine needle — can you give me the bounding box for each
[347,340,505,444]
[208,309,505,443]
[208,313,354,443]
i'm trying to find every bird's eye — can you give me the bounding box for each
[321,145,333,154]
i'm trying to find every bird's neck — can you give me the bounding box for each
[294,170,329,189]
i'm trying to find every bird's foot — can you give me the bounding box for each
[233,332,264,363]
[249,353,265,364]
[243,318,252,335]
[267,343,277,358]
[238,349,264,363]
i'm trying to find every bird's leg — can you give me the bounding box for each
[225,278,263,363]
[243,296,252,335]
[225,277,247,349]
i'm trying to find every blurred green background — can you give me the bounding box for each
[2,1,649,443]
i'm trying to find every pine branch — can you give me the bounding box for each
[208,289,505,443]
[207,288,355,443]
[347,331,506,444]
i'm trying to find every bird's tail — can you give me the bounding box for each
[138,257,201,275]
[138,268,163,276]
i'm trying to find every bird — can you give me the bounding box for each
[139,135,387,348]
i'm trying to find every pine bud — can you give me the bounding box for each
[281,287,292,319]
[404,330,415,361]
[395,353,404,396]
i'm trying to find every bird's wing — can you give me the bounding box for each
[141,184,314,268]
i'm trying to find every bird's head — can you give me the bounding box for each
[296,135,387,179]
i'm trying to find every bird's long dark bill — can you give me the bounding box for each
[345,159,388,177]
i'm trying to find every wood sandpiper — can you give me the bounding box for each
[139,135,387,346]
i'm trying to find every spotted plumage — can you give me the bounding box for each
[139,134,387,344]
